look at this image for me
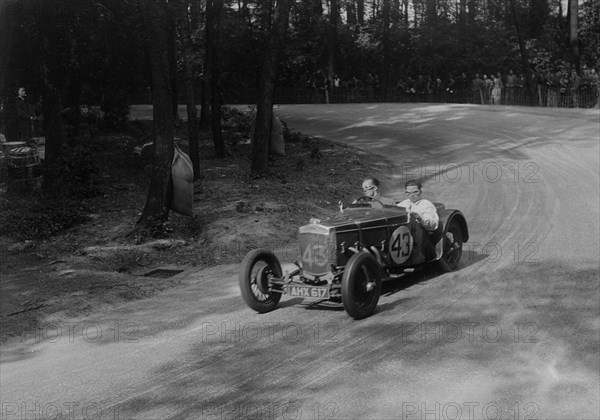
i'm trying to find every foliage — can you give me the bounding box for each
[579,0,600,68]
[0,196,90,240]
[220,105,253,131]
[51,139,101,198]
[5,0,597,112]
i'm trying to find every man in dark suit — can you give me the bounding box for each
[16,87,34,144]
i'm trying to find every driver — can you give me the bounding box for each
[396,179,439,231]
[358,177,397,206]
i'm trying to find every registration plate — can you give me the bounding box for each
[287,285,330,299]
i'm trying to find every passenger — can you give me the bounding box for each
[396,179,439,231]
[358,177,397,206]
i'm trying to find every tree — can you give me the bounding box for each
[568,0,579,68]
[36,0,66,193]
[178,0,200,178]
[209,0,225,158]
[200,0,212,130]
[138,0,175,229]
[250,0,292,176]
[510,0,534,105]
[327,0,339,82]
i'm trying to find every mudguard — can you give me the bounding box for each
[434,209,469,259]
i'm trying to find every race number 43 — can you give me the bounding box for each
[303,244,328,266]
[389,226,413,264]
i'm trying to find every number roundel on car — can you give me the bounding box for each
[389,226,413,264]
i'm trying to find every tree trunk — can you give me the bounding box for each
[179,0,200,179]
[458,0,467,46]
[510,0,535,105]
[210,0,225,158]
[139,0,175,227]
[37,0,65,194]
[327,0,339,82]
[41,81,65,193]
[250,0,292,176]
[169,14,180,122]
[381,0,390,101]
[200,0,212,129]
[568,0,579,69]
[346,0,356,25]
[357,0,364,25]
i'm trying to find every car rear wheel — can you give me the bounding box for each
[438,219,463,272]
[342,252,382,320]
[239,249,282,313]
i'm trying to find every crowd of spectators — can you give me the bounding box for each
[290,65,599,108]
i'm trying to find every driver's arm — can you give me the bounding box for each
[417,201,439,231]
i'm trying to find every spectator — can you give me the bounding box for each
[16,87,34,144]
[505,69,516,105]
[366,72,375,101]
[590,68,599,108]
[546,69,558,107]
[350,76,362,101]
[373,74,381,102]
[483,75,493,104]
[571,69,582,108]
[558,70,569,107]
[433,78,444,102]
[516,73,526,105]
[416,75,427,102]
[320,74,331,104]
[491,73,503,105]
[472,74,484,104]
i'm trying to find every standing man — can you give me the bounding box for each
[506,69,516,105]
[16,87,34,144]
[571,69,582,108]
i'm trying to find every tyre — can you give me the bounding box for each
[438,219,463,272]
[341,252,382,320]
[239,249,282,313]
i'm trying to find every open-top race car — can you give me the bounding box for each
[239,197,468,319]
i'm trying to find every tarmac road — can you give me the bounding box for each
[1,104,599,420]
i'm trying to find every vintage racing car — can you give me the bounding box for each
[239,197,468,319]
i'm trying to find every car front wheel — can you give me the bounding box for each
[341,252,382,320]
[239,249,282,313]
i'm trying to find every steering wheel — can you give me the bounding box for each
[351,196,384,207]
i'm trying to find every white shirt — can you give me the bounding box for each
[397,198,439,231]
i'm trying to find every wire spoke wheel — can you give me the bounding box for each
[438,220,463,272]
[342,252,382,320]
[239,249,282,313]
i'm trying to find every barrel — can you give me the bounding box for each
[2,141,26,154]
[7,146,42,193]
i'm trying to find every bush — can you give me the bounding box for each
[50,141,101,198]
[221,106,253,132]
[0,196,90,240]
